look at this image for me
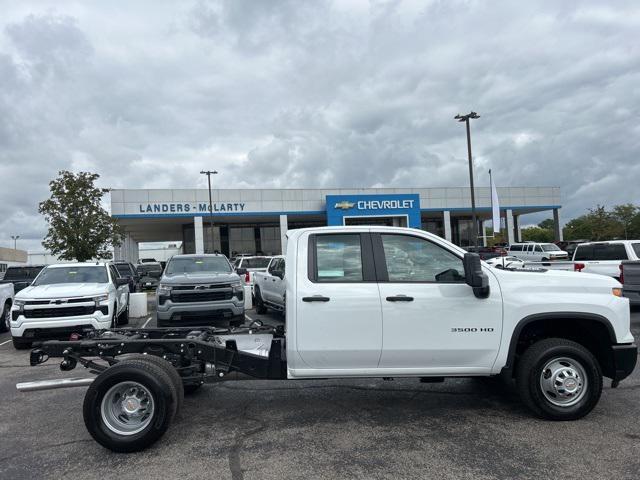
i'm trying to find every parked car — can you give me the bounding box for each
[0,265,45,294]
[484,256,526,269]
[253,256,285,314]
[233,256,272,293]
[508,242,569,263]
[573,241,640,280]
[620,261,640,306]
[114,261,140,293]
[0,282,14,333]
[136,262,163,290]
[156,254,245,327]
[10,262,130,349]
[24,225,637,453]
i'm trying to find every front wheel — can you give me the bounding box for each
[254,286,267,314]
[516,338,602,420]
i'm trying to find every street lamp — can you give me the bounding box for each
[10,235,20,250]
[200,170,218,253]
[454,111,480,248]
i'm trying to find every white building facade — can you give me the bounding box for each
[111,187,562,261]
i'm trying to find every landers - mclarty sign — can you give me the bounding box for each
[138,202,246,214]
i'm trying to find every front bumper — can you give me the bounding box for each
[156,299,244,323]
[10,314,113,339]
[611,343,637,382]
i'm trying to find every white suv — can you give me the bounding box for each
[10,263,130,349]
[507,242,569,263]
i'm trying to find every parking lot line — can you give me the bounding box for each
[141,316,153,328]
[0,339,11,346]
[245,313,253,322]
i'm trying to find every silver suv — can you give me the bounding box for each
[156,254,245,328]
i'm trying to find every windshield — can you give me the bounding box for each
[166,257,231,275]
[541,244,561,252]
[240,257,271,269]
[33,266,108,285]
[115,264,132,275]
[136,264,163,276]
[4,266,43,280]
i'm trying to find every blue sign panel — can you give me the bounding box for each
[326,194,421,228]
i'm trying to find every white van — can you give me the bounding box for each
[507,242,569,263]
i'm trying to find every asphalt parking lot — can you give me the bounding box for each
[1,299,639,480]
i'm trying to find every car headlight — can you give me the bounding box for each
[231,281,244,300]
[14,299,25,310]
[157,284,173,296]
[93,294,109,303]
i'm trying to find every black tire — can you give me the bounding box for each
[119,354,184,415]
[516,338,602,420]
[0,301,10,333]
[12,337,31,350]
[83,359,178,452]
[183,383,203,395]
[254,286,267,314]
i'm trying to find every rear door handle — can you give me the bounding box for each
[302,295,330,302]
[386,295,414,302]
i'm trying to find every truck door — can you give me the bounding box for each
[295,232,382,369]
[374,233,502,372]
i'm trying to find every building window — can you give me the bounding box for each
[259,226,281,255]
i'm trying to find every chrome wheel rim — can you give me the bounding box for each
[4,306,10,330]
[539,357,588,407]
[100,381,155,435]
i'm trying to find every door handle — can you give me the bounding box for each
[302,295,330,302]
[386,295,414,302]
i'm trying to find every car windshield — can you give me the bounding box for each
[240,257,271,269]
[3,266,43,280]
[166,257,231,275]
[33,266,108,285]
[115,264,132,275]
[541,244,561,252]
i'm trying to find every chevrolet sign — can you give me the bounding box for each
[334,201,356,210]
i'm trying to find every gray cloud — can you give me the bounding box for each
[1,0,639,251]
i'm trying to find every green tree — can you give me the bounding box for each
[521,226,554,243]
[538,218,554,230]
[38,171,123,261]
[588,205,620,240]
[612,204,638,239]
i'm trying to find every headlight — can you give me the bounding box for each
[93,294,109,303]
[14,299,25,309]
[231,281,244,301]
[157,284,173,296]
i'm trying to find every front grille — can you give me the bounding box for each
[25,297,95,306]
[172,284,232,290]
[170,291,233,303]
[23,306,96,319]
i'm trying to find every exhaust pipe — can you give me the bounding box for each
[16,377,94,392]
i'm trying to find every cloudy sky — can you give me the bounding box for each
[1,0,639,251]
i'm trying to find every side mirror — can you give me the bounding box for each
[116,278,130,287]
[463,253,490,299]
[236,268,247,276]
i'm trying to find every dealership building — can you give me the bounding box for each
[111,187,562,261]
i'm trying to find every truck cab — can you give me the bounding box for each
[253,256,285,314]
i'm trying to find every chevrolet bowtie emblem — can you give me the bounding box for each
[334,201,355,210]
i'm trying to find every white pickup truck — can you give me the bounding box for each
[253,255,285,314]
[21,226,637,453]
[0,283,14,333]
[573,240,640,280]
[10,263,130,349]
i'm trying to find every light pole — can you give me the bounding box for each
[200,170,218,253]
[454,112,480,248]
[11,235,20,250]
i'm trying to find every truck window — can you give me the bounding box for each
[314,234,363,282]
[510,245,522,252]
[633,243,640,258]
[380,235,465,283]
[574,244,628,261]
